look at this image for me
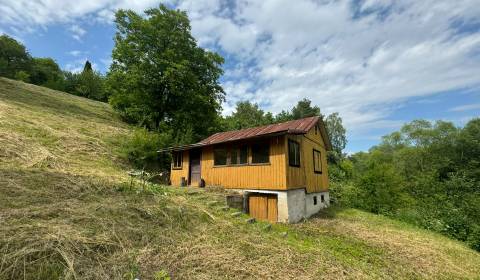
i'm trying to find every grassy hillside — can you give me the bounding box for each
[1,77,479,280]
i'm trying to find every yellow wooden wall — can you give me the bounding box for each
[170,150,189,186]
[169,127,329,193]
[286,125,329,193]
[200,136,287,190]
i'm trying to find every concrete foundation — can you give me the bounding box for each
[231,188,329,223]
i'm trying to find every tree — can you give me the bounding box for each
[77,70,107,101]
[274,110,294,123]
[325,112,347,157]
[0,35,31,79]
[30,58,64,90]
[107,4,224,141]
[224,101,274,130]
[83,60,93,72]
[291,98,321,119]
[14,70,30,82]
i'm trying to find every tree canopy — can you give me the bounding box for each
[107,4,225,142]
[0,35,31,79]
[223,101,274,130]
[331,118,480,251]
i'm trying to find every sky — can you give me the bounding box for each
[0,0,479,153]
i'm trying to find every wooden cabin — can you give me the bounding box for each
[160,116,332,223]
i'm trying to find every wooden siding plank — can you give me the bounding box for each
[200,136,287,190]
[285,125,329,193]
[170,150,189,186]
[267,195,278,222]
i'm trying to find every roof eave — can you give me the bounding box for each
[158,129,307,153]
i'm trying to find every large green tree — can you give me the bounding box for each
[291,98,321,119]
[325,112,347,156]
[0,35,31,78]
[224,101,274,130]
[333,118,480,251]
[29,58,64,90]
[107,5,225,142]
[273,98,322,122]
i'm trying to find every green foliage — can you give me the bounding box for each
[223,101,274,130]
[270,98,322,123]
[355,161,406,214]
[0,35,31,78]
[332,118,480,251]
[29,57,65,90]
[325,112,347,159]
[61,62,108,102]
[76,69,107,101]
[107,4,225,141]
[291,98,321,119]
[119,128,172,170]
[154,270,171,280]
[14,70,30,82]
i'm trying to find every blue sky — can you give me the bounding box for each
[1,0,479,153]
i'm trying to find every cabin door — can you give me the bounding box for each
[248,194,278,222]
[189,149,201,186]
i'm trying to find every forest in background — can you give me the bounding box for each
[0,4,478,251]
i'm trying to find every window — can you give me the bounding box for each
[313,149,322,173]
[214,147,227,166]
[313,196,317,205]
[239,146,248,164]
[288,139,300,167]
[321,194,325,203]
[229,146,248,165]
[230,148,238,165]
[251,143,270,164]
[172,151,183,169]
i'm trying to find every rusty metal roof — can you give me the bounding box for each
[200,116,320,145]
[158,116,332,152]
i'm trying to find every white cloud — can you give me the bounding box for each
[69,24,86,41]
[1,0,479,140]
[449,103,480,112]
[68,50,85,57]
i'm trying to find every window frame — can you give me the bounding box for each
[172,151,183,169]
[213,147,228,166]
[230,147,239,165]
[230,145,248,165]
[251,142,270,164]
[288,139,301,167]
[238,145,248,165]
[313,149,322,174]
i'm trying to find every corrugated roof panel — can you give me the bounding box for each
[199,116,320,145]
[158,115,332,152]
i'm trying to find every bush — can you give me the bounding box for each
[119,128,171,171]
[14,70,30,82]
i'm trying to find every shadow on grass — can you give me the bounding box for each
[312,204,350,220]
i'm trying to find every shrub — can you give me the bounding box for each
[14,70,30,82]
[119,128,171,171]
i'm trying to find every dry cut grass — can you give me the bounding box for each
[1,77,480,279]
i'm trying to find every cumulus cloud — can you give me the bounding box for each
[1,0,479,138]
[69,25,87,41]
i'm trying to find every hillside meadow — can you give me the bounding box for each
[1,77,480,279]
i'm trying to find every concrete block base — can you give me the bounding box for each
[231,188,329,223]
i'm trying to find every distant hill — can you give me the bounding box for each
[1,77,479,279]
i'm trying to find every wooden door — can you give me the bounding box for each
[189,149,201,186]
[248,194,278,222]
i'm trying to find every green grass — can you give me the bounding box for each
[1,77,480,279]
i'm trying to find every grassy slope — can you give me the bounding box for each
[0,77,479,280]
